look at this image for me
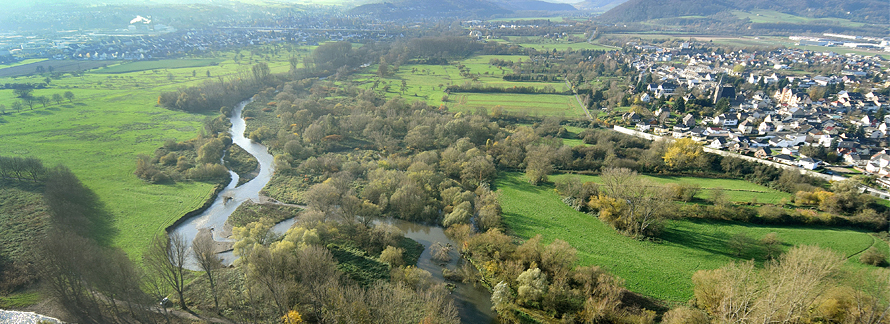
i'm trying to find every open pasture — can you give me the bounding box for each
[449,93,580,117]
[549,173,793,204]
[0,60,118,78]
[731,10,866,28]
[95,59,221,74]
[0,46,309,258]
[496,172,884,302]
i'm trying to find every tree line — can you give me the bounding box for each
[0,155,46,183]
[445,83,568,95]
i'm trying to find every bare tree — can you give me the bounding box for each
[145,233,189,310]
[192,233,223,312]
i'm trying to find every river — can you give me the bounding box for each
[169,98,496,323]
[170,97,275,267]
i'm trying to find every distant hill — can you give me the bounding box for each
[490,0,577,12]
[348,0,510,19]
[575,0,630,12]
[598,0,889,24]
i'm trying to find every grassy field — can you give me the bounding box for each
[0,46,308,259]
[0,58,48,69]
[496,172,882,302]
[488,17,567,23]
[731,10,866,28]
[549,173,793,204]
[0,183,49,262]
[351,53,585,118]
[562,126,588,147]
[449,93,580,117]
[95,59,221,74]
[515,42,616,52]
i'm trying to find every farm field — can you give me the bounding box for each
[549,172,793,204]
[515,42,616,51]
[0,60,119,78]
[0,46,308,258]
[496,172,885,302]
[449,92,581,117]
[0,58,47,69]
[488,16,567,22]
[353,53,577,115]
[95,59,221,74]
[731,9,866,27]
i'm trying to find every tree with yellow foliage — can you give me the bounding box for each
[281,310,303,324]
[663,137,703,170]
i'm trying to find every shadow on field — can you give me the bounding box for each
[35,110,52,115]
[494,173,550,194]
[74,103,87,106]
[661,219,769,261]
[44,166,118,246]
[61,104,74,108]
[660,225,733,258]
[46,107,60,111]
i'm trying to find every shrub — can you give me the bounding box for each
[188,163,229,180]
[859,247,888,267]
[379,246,405,267]
[662,306,708,324]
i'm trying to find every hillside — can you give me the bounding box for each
[490,0,577,12]
[598,0,889,24]
[348,0,510,19]
[575,0,629,12]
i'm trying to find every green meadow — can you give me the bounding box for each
[95,59,221,74]
[731,9,866,28]
[549,173,793,204]
[449,93,580,116]
[496,172,883,302]
[353,53,583,117]
[0,46,308,259]
[0,58,48,69]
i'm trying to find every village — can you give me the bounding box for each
[620,41,890,192]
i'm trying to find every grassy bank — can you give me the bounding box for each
[496,172,881,302]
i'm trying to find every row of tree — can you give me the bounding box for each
[0,155,45,183]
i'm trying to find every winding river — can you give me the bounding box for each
[169,98,496,323]
[170,97,275,266]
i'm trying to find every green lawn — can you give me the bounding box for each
[496,172,882,302]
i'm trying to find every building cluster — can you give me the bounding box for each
[1,16,392,62]
[624,43,890,182]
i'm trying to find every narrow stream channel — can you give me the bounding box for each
[169,98,496,323]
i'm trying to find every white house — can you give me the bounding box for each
[866,153,890,174]
[799,157,820,170]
